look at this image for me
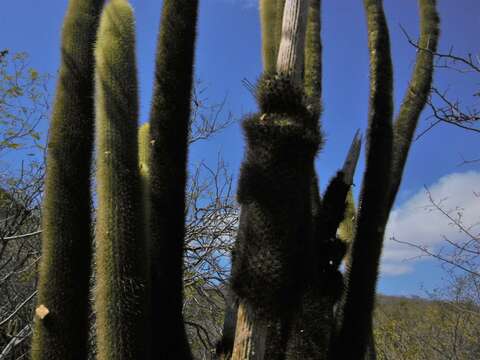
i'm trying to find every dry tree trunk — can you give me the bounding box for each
[231,301,268,360]
[276,0,309,84]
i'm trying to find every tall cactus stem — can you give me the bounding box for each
[331,0,394,358]
[304,0,322,105]
[94,1,148,358]
[149,0,199,358]
[389,0,440,210]
[260,0,279,72]
[31,1,104,359]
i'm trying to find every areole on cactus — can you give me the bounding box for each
[32,0,439,360]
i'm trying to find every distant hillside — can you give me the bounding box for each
[374,294,480,359]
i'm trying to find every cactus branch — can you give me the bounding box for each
[31,1,104,359]
[260,0,280,72]
[94,1,148,358]
[304,0,322,103]
[331,0,394,359]
[388,0,440,210]
[149,0,199,358]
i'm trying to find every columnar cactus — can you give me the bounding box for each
[230,0,439,359]
[33,0,439,359]
[33,0,199,358]
[148,0,199,358]
[94,1,148,359]
[31,1,104,359]
[330,0,395,357]
[331,1,439,359]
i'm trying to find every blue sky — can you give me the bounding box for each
[1,0,478,297]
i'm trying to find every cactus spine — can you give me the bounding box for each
[94,1,148,359]
[148,0,199,358]
[31,1,104,359]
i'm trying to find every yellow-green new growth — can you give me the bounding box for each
[138,121,151,237]
[338,189,356,268]
[139,122,151,179]
[94,1,148,358]
[338,190,356,245]
[138,122,152,289]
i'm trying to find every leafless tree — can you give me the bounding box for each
[394,31,480,308]
[402,28,480,140]
[0,50,48,360]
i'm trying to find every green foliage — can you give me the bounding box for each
[94,1,148,358]
[31,1,104,359]
[0,50,47,153]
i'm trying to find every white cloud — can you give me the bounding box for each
[381,171,480,276]
[216,0,257,9]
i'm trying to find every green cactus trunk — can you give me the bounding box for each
[389,0,440,210]
[330,1,394,358]
[304,0,322,105]
[94,1,148,359]
[231,75,322,359]
[260,0,280,72]
[31,1,104,359]
[331,2,439,359]
[148,0,199,358]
